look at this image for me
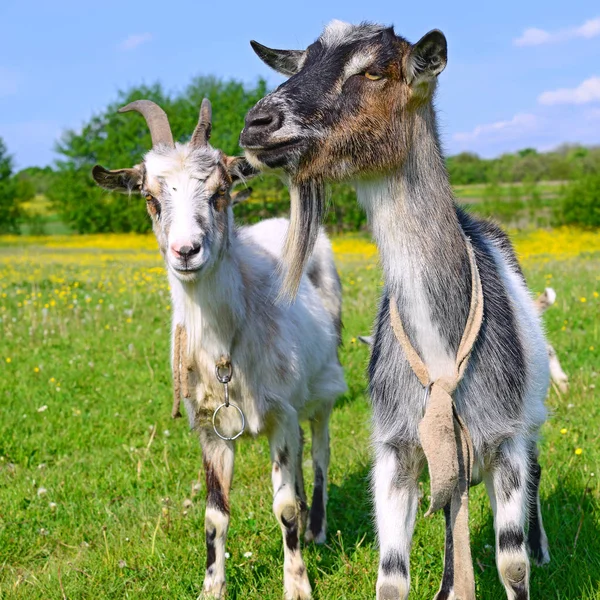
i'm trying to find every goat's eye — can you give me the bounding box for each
[364,72,383,81]
[145,194,154,201]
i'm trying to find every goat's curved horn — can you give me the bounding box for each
[118,100,174,148]
[190,98,212,147]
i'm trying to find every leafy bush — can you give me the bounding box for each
[555,174,600,228]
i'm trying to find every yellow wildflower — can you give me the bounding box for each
[580,297,587,303]
[560,428,567,434]
[5,358,11,363]
[575,448,583,456]
[34,367,40,373]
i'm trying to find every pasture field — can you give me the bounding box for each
[0,227,599,599]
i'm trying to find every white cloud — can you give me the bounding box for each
[0,67,19,97]
[118,33,153,51]
[538,76,600,106]
[514,17,600,46]
[453,113,537,143]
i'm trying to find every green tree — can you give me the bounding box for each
[0,138,21,234]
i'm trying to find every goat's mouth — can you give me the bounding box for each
[242,138,307,170]
[170,262,205,279]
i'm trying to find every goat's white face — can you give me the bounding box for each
[142,145,234,282]
[91,99,254,283]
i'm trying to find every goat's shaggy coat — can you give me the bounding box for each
[92,101,347,600]
[241,20,551,600]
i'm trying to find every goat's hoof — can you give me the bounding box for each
[199,579,226,599]
[528,542,551,566]
[304,528,326,545]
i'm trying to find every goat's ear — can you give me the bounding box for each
[92,165,143,193]
[231,187,253,206]
[250,41,306,77]
[224,156,259,183]
[407,30,447,87]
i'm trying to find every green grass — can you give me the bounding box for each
[0,234,598,599]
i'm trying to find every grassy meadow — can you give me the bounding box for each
[0,226,599,599]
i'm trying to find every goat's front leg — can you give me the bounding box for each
[374,444,422,600]
[269,408,312,600]
[485,438,531,600]
[305,405,332,544]
[198,429,235,599]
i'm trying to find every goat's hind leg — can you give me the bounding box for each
[375,444,422,600]
[198,429,235,599]
[269,408,312,600]
[305,404,332,544]
[526,441,550,566]
[488,438,531,600]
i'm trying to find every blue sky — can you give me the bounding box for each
[1,0,599,169]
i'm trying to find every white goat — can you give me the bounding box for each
[92,99,347,600]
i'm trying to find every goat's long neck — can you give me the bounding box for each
[169,241,246,358]
[356,106,471,375]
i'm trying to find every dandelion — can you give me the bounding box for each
[593,291,599,298]
[575,448,583,456]
[560,428,567,435]
[34,367,40,373]
[580,297,587,303]
[49,377,55,383]
[351,337,356,344]
[5,357,11,363]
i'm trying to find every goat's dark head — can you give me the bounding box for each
[92,99,254,282]
[240,20,446,181]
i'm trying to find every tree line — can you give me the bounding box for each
[1,76,599,234]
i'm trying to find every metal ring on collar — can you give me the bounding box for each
[212,402,245,441]
[215,362,233,384]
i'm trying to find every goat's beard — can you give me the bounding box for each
[279,177,325,302]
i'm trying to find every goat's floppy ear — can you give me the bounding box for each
[231,187,253,206]
[407,30,447,86]
[250,41,306,77]
[225,156,259,183]
[92,165,144,193]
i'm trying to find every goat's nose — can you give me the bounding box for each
[172,242,201,259]
[241,108,284,145]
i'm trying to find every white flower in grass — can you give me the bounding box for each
[49,502,57,511]
[37,405,48,413]
[183,499,193,509]
[225,552,230,559]
[243,551,253,558]
[37,487,47,497]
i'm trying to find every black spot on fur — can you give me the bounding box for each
[278,445,289,468]
[281,513,300,551]
[499,527,525,552]
[206,526,217,571]
[203,458,229,515]
[380,549,408,577]
[309,467,325,538]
